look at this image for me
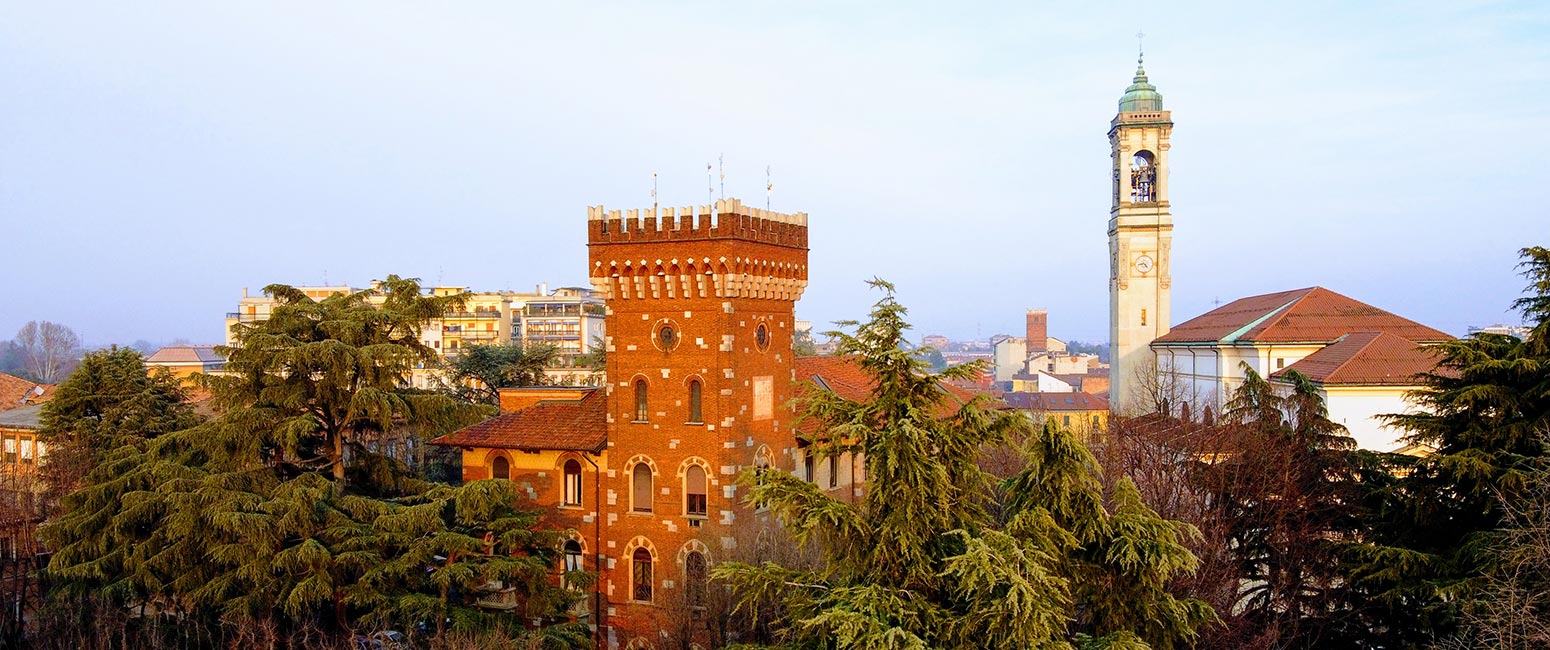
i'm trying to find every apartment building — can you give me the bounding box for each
[223,281,605,387]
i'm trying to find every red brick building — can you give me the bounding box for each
[434,198,809,647]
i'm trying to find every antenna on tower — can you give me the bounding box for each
[706,162,713,205]
[652,171,658,212]
[323,268,329,286]
[718,153,725,200]
[765,165,772,210]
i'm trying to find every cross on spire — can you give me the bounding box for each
[1136,30,1146,65]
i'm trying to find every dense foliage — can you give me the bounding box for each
[714,280,1213,649]
[34,278,591,649]
[1350,246,1550,647]
[441,341,560,405]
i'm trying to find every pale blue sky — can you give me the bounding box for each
[2,2,1545,346]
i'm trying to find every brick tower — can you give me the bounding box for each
[586,198,808,645]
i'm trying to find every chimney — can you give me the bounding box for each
[537,282,549,296]
[1026,309,1048,353]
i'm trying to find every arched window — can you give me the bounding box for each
[803,449,815,483]
[684,551,708,608]
[687,380,703,423]
[632,547,653,602]
[1131,150,1156,202]
[491,455,510,480]
[563,540,584,590]
[634,380,648,422]
[563,459,582,506]
[828,454,839,489]
[685,465,707,517]
[632,463,653,513]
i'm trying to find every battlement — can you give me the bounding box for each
[587,198,807,249]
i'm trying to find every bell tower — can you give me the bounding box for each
[1108,49,1174,415]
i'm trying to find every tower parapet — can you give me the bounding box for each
[587,198,809,302]
[586,198,807,249]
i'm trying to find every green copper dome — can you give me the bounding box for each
[1118,62,1163,113]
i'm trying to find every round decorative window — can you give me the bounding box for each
[754,323,770,351]
[658,325,677,350]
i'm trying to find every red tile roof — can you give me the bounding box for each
[1155,287,1451,345]
[794,356,985,408]
[430,388,606,453]
[1001,391,1110,412]
[1271,331,1442,386]
[0,373,53,412]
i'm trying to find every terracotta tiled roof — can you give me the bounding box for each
[1271,331,1442,386]
[1155,287,1451,345]
[1002,391,1109,412]
[146,345,226,365]
[430,388,606,453]
[0,373,53,412]
[794,356,985,408]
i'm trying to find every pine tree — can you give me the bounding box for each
[35,346,200,504]
[442,341,560,405]
[714,281,1212,649]
[38,277,591,648]
[1349,246,1550,646]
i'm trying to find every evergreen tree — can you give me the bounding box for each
[36,346,200,502]
[443,341,560,405]
[1349,246,1550,646]
[714,281,1212,649]
[38,277,591,648]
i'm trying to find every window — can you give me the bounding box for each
[828,455,838,489]
[634,380,648,422]
[754,323,770,350]
[1062,415,1072,427]
[659,325,677,349]
[687,380,703,423]
[685,465,707,517]
[632,463,653,513]
[563,540,584,590]
[1276,358,1285,369]
[491,455,510,480]
[632,548,653,602]
[1131,150,1156,202]
[684,551,708,607]
[563,459,583,506]
[1092,415,1101,427]
[803,450,815,483]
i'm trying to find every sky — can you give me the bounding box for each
[2,1,1546,347]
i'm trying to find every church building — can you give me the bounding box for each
[1152,286,1452,451]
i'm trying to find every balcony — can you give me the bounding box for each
[442,311,505,320]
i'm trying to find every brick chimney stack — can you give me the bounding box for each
[1026,309,1048,353]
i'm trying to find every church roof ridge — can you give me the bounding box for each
[1155,286,1450,345]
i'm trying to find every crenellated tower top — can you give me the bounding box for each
[586,197,809,302]
[587,198,807,249]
